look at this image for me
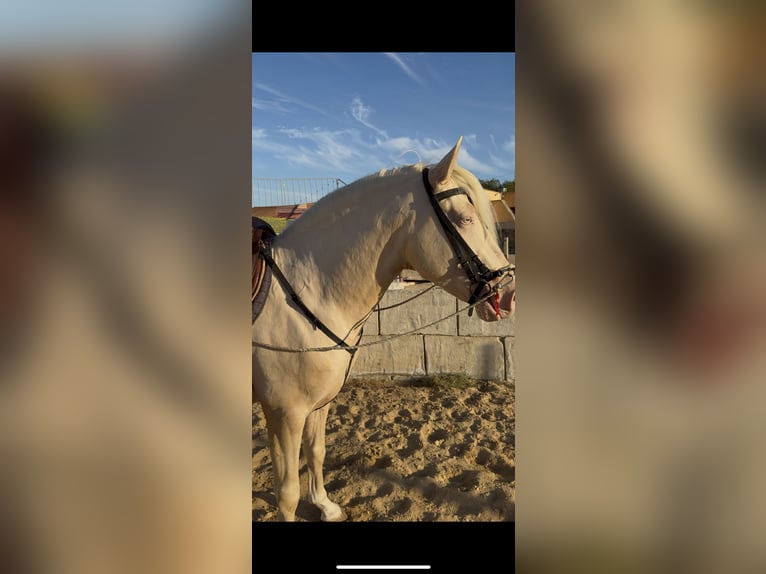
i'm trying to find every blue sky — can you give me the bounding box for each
[252,53,515,203]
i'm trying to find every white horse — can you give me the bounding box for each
[252,137,515,521]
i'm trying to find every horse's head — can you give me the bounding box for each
[406,137,515,322]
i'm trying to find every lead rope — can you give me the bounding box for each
[373,283,436,311]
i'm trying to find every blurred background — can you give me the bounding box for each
[4,0,766,571]
[516,1,766,573]
[0,2,251,573]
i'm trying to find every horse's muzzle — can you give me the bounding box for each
[474,280,515,322]
[499,289,516,317]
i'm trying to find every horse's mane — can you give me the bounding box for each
[370,164,500,245]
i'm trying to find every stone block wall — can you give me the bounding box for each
[351,285,515,381]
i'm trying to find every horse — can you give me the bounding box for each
[252,136,516,521]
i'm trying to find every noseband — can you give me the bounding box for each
[422,168,514,311]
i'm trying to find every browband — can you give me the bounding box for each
[434,187,473,204]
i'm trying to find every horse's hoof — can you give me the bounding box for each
[321,507,348,522]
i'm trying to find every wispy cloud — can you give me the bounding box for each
[254,125,510,180]
[374,136,494,176]
[489,152,515,174]
[252,98,290,113]
[489,136,515,176]
[375,136,444,164]
[349,96,388,137]
[253,82,334,119]
[252,127,374,173]
[384,53,425,87]
[279,127,364,171]
[454,148,496,177]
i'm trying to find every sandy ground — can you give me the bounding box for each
[252,376,515,522]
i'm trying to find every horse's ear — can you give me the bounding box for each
[428,136,463,187]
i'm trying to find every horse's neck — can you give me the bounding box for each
[272,179,411,328]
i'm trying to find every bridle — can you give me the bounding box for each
[253,167,516,356]
[421,168,515,314]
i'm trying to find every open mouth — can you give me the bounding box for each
[475,290,515,322]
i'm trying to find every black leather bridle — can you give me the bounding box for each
[255,168,515,355]
[422,168,515,312]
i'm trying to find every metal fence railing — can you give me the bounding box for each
[252,178,346,207]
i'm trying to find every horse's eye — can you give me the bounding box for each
[459,216,473,225]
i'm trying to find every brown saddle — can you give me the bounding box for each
[252,217,276,322]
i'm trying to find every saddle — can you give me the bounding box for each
[252,217,276,323]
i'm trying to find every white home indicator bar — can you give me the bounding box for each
[336,566,431,570]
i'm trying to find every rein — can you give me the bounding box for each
[250,274,515,353]
[259,241,356,355]
[374,283,436,311]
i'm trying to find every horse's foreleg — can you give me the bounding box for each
[303,404,347,522]
[265,409,304,521]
